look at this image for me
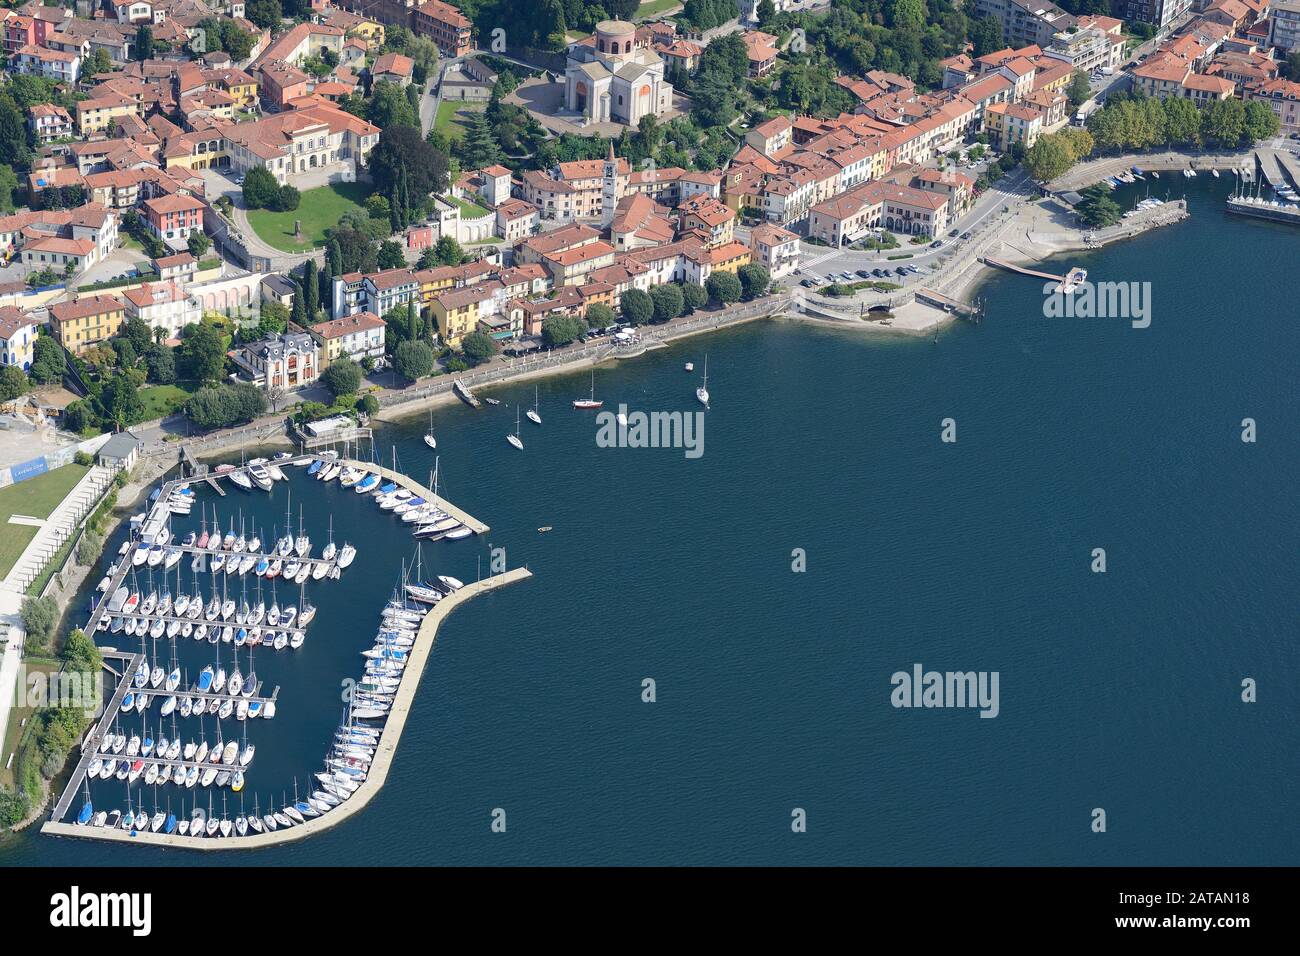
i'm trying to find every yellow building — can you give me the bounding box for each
[431,286,489,348]
[76,94,141,135]
[350,19,384,46]
[699,241,751,277]
[48,294,126,354]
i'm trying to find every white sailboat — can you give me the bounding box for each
[423,410,436,449]
[695,354,709,408]
[573,370,602,409]
[507,408,523,450]
[526,385,541,425]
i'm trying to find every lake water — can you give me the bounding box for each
[4,175,1297,866]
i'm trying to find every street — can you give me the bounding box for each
[792,168,1033,287]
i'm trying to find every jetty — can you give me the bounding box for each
[41,567,533,848]
[452,379,481,408]
[337,457,488,534]
[48,649,139,824]
[980,258,1090,293]
[915,288,981,318]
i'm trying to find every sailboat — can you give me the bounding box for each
[526,385,541,425]
[573,370,602,409]
[507,408,523,450]
[423,410,436,449]
[321,516,337,564]
[695,354,710,408]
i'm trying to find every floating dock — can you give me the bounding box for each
[42,567,533,848]
[337,458,489,535]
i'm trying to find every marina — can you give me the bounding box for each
[42,568,532,848]
[41,449,498,847]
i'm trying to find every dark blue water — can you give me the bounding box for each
[4,178,1297,865]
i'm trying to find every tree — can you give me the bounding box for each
[122,316,153,357]
[0,102,30,171]
[0,365,27,401]
[393,340,434,380]
[0,164,18,214]
[244,0,282,29]
[145,344,176,384]
[619,288,653,325]
[290,283,306,327]
[457,111,503,169]
[1067,70,1092,109]
[241,166,280,210]
[738,264,770,300]
[541,314,585,348]
[187,231,211,258]
[331,226,378,274]
[78,527,103,566]
[20,595,59,651]
[1075,183,1122,229]
[681,283,708,313]
[271,184,300,212]
[30,336,65,384]
[649,283,684,323]
[1161,97,1202,146]
[1243,100,1280,144]
[369,80,419,129]
[183,382,267,429]
[756,0,776,24]
[357,393,380,416]
[258,301,289,337]
[368,125,450,201]
[461,330,498,364]
[432,235,464,267]
[179,323,228,383]
[377,240,406,270]
[705,271,742,305]
[134,24,154,61]
[1203,98,1247,148]
[63,399,96,433]
[302,259,318,319]
[585,303,615,328]
[1024,135,1075,182]
[101,373,144,429]
[321,358,362,397]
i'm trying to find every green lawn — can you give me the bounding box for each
[444,194,494,219]
[435,100,484,141]
[0,462,90,579]
[0,659,59,791]
[137,383,195,421]
[636,0,681,17]
[246,181,369,252]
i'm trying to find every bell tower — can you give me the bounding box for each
[601,141,619,228]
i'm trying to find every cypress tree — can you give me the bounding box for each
[407,299,417,341]
[291,283,306,327]
[302,259,318,320]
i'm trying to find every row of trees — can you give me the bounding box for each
[1086,93,1280,154]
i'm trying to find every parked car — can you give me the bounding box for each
[960,231,972,240]
[930,240,943,248]
[800,278,816,288]
[872,269,885,277]
[855,270,871,279]
[948,229,959,237]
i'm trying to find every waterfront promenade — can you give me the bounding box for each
[41,565,533,848]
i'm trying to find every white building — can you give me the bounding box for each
[123,281,201,341]
[564,20,674,126]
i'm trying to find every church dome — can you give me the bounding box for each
[595,20,637,55]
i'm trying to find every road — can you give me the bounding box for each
[794,168,1033,287]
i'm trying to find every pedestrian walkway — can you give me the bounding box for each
[1,464,115,595]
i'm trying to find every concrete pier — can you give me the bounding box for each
[338,458,489,535]
[42,566,532,848]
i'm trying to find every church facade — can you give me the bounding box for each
[564,20,674,126]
